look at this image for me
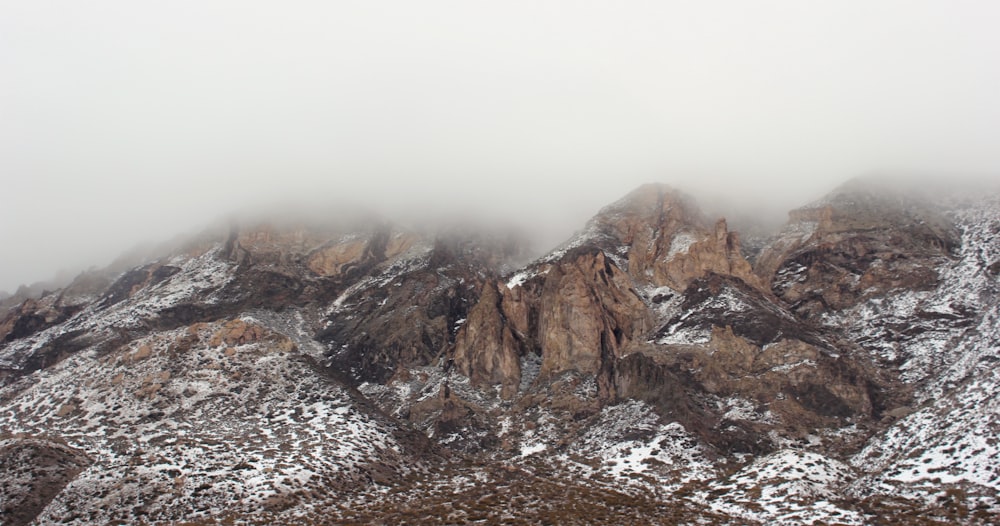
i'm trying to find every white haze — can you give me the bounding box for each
[2,1,999,293]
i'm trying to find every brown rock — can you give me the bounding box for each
[453,281,523,399]
[128,344,152,362]
[499,281,533,338]
[318,239,494,384]
[210,319,267,347]
[694,326,874,421]
[307,230,419,277]
[453,249,653,399]
[537,250,651,384]
[755,181,960,318]
[135,383,162,398]
[307,238,371,276]
[754,339,820,373]
[0,297,78,344]
[587,184,763,292]
[658,219,763,292]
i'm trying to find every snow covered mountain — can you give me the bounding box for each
[1,177,998,524]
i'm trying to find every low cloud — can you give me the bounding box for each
[2,1,999,292]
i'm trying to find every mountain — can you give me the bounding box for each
[1,177,998,524]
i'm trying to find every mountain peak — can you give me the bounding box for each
[2,179,1000,524]
[597,182,697,219]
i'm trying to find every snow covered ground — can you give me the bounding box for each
[0,318,409,524]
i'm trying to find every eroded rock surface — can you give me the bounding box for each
[1,179,998,524]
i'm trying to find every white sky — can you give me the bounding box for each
[2,1,999,292]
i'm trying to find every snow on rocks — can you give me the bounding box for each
[0,319,407,524]
[851,365,1000,501]
[327,241,434,315]
[666,231,698,259]
[698,449,865,525]
[826,193,1000,517]
[655,325,712,346]
[0,249,235,373]
[821,194,1000,387]
[552,400,717,495]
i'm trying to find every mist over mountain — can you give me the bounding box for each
[3,1,1000,523]
[5,172,995,298]
[3,1,1000,294]
[2,176,999,524]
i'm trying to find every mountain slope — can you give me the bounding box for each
[1,178,999,524]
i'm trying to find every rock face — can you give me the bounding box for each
[436,183,893,464]
[448,185,762,405]
[582,184,763,291]
[755,179,960,319]
[452,281,522,399]
[454,247,653,400]
[174,220,515,386]
[660,217,763,291]
[1,178,999,524]
[598,269,888,455]
[318,237,500,384]
[0,269,113,345]
[535,249,651,384]
[0,298,76,344]
[307,230,419,278]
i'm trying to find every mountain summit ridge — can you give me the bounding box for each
[1,178,999,524]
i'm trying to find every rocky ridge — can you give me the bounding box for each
[1,177,998,524]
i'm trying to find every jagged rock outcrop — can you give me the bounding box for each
[0,297,77,344]
[755,179,961,318]
[452,281,523,399]
[318,235,515,385]
[1,179,998,524]
[446,184,788,414]
[0,269,117,346]
[449,185,765,403]
[616,271,890,455]
[307,231,418,277]
[582,184,763,291]
[453,247,652,401]
[659,217,763,291]
[535,249,651,384]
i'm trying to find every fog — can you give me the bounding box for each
[2,1,999,293]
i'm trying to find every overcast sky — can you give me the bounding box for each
[2,1,999,292]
